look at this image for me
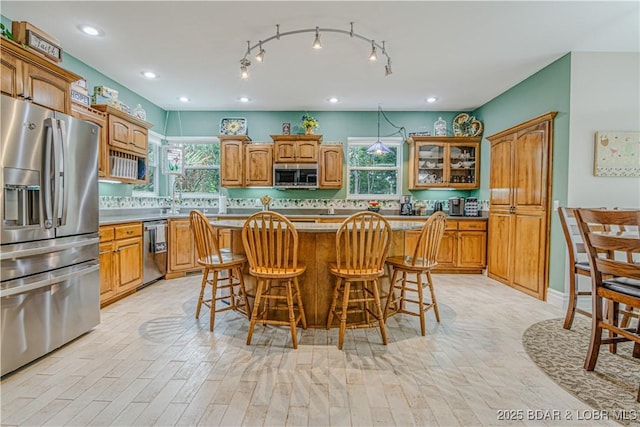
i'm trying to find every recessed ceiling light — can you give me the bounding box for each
[426,97,438,103]
[78,25,103,37]
[178,96,190,103]
[239,97,251,103]
[328,97,339,103]
[142,71,157,79]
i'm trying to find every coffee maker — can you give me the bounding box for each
[448,197,465,216]
[400,195,413,216]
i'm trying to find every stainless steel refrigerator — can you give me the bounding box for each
[1,95,100,376]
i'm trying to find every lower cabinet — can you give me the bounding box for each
[166,218,231,279]
[99,223,143,307]
[404,218,487,273]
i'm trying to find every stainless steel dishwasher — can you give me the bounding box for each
[142,220,168,286]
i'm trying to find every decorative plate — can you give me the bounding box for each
[219,117,247,135]
[453,113,483,137]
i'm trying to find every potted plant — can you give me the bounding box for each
[301,113,319,135]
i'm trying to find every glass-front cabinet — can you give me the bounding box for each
[408,136,481,189]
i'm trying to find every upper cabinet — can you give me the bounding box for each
[70,104,108,177]
[92,105,154,184]
[319,144,343,188]
[220,136,272,187]
[408,136,481,189]
[1,38,81,114]
[272,135,321,163]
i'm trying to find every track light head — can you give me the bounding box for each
[312,26,322,49]
[385,58,392,76]
[256,42,265,62]
[240,58,251,79]
[369,41,377,61]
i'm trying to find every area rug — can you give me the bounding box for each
[523,317,640,426]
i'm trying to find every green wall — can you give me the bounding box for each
[165,110,472,201]
[472,54,571,293]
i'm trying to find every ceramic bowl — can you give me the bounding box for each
[462,161,475,168]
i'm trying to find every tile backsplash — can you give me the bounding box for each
[100,196,490,211]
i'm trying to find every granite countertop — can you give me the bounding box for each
[210,219,428,233]
[99,208,488,225]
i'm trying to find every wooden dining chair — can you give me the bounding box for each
[558,207,595,329]
[242,211,307,349]
[575,208,640,402]
[189,210,250,332]
[384,211,447,336]
[326,211,392,349]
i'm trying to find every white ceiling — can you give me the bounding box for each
[2,1,638,112]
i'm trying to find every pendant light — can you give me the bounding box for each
[366,106,392,155]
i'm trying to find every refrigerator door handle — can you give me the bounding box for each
[51,118,63,228]
[56,119,68,227]
[0,262,99,298]
[42,118,55,229]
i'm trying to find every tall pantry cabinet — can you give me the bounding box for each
[486,112,557,301]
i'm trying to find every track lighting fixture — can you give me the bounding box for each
[239,22,392,79]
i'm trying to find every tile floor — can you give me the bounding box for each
[0,274,618,426]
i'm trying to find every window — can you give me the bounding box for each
[167,137,221,198]
[346,137,403,199]
[132,132,161,197]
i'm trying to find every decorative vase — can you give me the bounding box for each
[305,126,314,135]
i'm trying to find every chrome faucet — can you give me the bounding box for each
[170,176,181,215]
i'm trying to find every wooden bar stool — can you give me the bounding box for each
[189,210,250,332]
[242,211,307,349]
[384,212,447,336]
[326,212,392,349]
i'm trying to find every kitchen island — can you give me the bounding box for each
[210,219,425,327]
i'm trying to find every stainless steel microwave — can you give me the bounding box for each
[273,163,318,189]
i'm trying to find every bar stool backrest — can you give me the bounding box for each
[190,210,223,264]
[242,211,299,274]
[335,211,391,274]
[409,212,447,268]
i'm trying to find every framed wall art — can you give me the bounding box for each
[162,145,184,175]
[593,131,640,177]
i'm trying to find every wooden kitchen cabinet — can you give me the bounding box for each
[487,112,556,300]
[99,222,143,307]
[1,37,80,114]
[408,136,481,189]
[220,136,272,187]
[402,218,487,273]
[319,144,343,188]
[92,104,153,184]
[166,218,199,278]
[245,144,273,186]
[71,104,108,177]
[272,135,321,163]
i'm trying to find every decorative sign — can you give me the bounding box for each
[26,30,63,62]
[162,145,184,175]
[594,131,640,177]
[70,89,90,106]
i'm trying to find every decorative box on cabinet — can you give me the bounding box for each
[1,37,81,114]
[319,144,343,188]
[408,136,481,189]
[71,104,108,177]
[92,104,153,183]
[220,136,272,187]
[99,222,143,307]
[271,134,321,163]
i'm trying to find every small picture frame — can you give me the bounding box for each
[162,145,184,175]
[282,123,291,135]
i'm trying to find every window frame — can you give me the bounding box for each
[165,136,221,199]
[346,137,403,200]
[131,130,162,197]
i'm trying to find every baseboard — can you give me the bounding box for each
[546,288,567,309]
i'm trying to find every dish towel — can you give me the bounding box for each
[153,225,167,253]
